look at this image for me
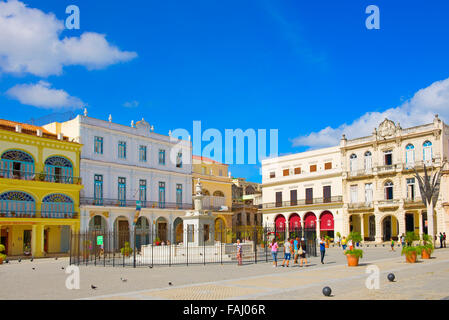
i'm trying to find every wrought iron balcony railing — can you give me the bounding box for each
[0,169,82,185]
[262,196,343,209]
[348,202,374,209]
[0,210,79,219]
[80,197,193,210]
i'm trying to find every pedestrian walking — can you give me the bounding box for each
[281,237,292,267]
[439,233,444,249]
[341,236,347,250]
[236,239,243,266]
[441,232,446,248]
[319,237,326,264]
[348,238,353,251]
[401,233,405,247]
[293,237,300,264]
[390,238,395,252]
[269,238,279,267]
[299,238,308,267]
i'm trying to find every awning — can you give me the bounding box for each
[289,214,301,229]
[304,213,317,229]
[320,211,334,231]
[275,215,286,230]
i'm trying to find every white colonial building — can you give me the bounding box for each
[43,112,192,247]
[261,146,343,239]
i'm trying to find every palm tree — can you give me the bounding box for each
[413,161,447,245]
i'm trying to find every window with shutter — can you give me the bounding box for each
[294,167,301,174]
[290,189,297,206]
[310,165,317,172]
[324,162,332,170]
[283,169,289,176]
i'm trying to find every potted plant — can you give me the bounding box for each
[154,237,161,246]
[121,241,133,256]
[420,234,434,259]
[0,244,6,264]
[402,246,421,263]
[23,244,31,256]
[345,232,363,266]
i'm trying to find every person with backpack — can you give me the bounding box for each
[299,238,308,267]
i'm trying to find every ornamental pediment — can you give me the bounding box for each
[376,118,401,139]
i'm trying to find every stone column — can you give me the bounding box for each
[31,224,44,257]
[360,214,365,242]
[374,213,382,243]
[398,212,406,239]
[418,210,423,237]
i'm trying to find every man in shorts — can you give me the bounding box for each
[293,237,300,264]
[281,237,292,267]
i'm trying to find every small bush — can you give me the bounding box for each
[405,232,418,246]
[401,246,421,256]
[348,232,362,243]
[0,244,6,261]
[345,249,363,258]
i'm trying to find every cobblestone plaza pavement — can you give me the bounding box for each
[1,247,449,300]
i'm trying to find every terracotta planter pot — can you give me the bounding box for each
[406,251,417,263]
[325,244,329,248]
[0,257,3,265]
[346,254,359,267]
[421,249,431,259]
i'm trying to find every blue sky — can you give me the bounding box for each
[1,0,449,182]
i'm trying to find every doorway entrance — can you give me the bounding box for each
[1,228,8,255]
[405,213,414,233]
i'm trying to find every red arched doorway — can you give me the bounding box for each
[275,214,286,230]
[289,213,301,230]
[320,211,334,238]
[304,212,317,229]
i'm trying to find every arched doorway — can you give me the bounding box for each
[0,150,35,180]
[156,217,168,242]
[88,215,108,233]
[135,216,150,249]
[288,213,301,238]
[274,214,286,241]
[173,217,184,244]
[382,215,399,241]
[349,214,361,233]
[304,212,317,240]
[114,216,130,250]
[214,217,226,242]
[320,211,334,238]
[44,156,73,183]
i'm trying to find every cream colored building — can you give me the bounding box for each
[261,146,343,239]
[341,116,449,242]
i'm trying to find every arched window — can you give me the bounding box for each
[202,189,210,196]
[364,151,372,171]
[213,190,225,197]
[0,191,35,217]
[423,141,432,164]
[44,156,73,183]
[1,150,35,179]
[384,181,394,200]
[405,144,415,168]
[41,193,74,218]
[350,154,357,172]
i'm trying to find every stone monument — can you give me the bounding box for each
[182,178,215,246]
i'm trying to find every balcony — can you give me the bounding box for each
[262,196,343,209]
[377,199,400,210]
[346,169,374,179]
[0,210,78,219]
[202,195,227,211]
[402,158,442,171]
[377,164,398,175]
[348,202,374,211]
[0,169,82,185]
[80,197,193,210]
[404,198,425,208]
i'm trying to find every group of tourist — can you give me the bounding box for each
[265,236,327,268]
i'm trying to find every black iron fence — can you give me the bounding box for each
[69,226,317,267]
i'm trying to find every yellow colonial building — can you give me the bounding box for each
[0,120,82,258]
[192,155,233,235]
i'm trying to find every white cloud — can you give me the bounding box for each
[123,100,139,108]
[291,78,449,149]
[0,0,137,77]
[6,80,85,109]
